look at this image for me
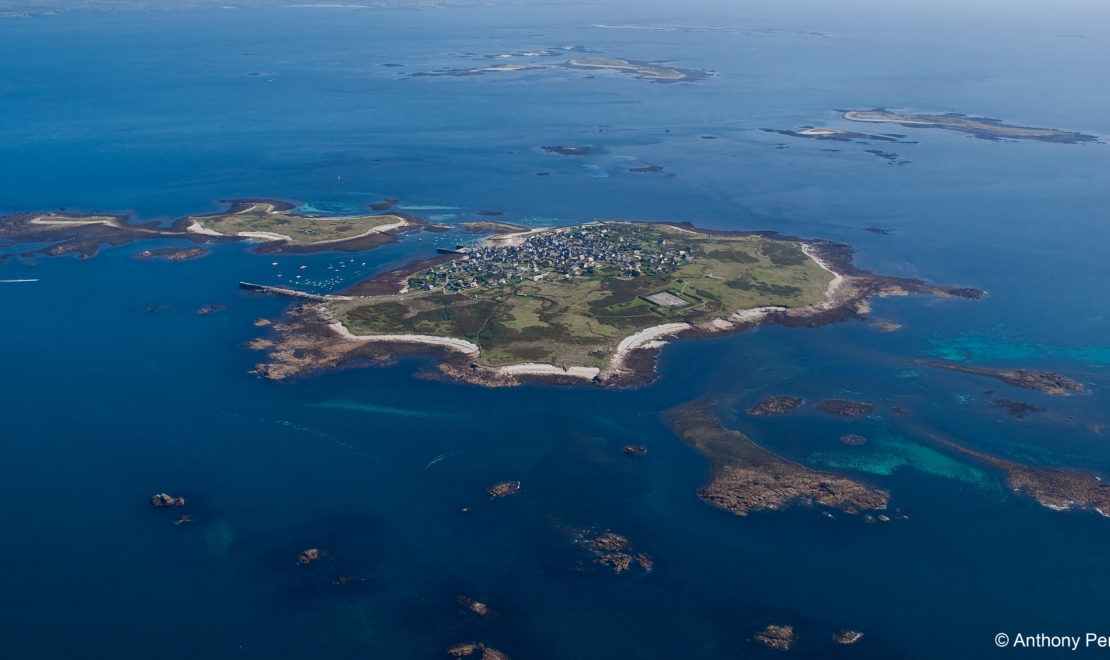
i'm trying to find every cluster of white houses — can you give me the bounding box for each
[409,223,696,292]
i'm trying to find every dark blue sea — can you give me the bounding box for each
[2,1,1110,657]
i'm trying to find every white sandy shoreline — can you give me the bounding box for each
[316,239,846,381]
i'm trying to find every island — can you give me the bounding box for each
[667,401,889,517]
[252,220,981,386]
[565,57,706,83]
[410,53,707,84]
[919,361,1085,396]
[844,109,1099,143]
[0,199,424,259]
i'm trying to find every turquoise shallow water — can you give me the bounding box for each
[2,1,1110,658]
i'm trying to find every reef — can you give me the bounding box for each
[752,624,796,650]
[921,361,1084,395]
[992,399,1044,420]
[487,481,521,499]
[196,304,227,316]
[746,396,804,416]
[629,165,664,173]
[369,198,399,211]
[542,145,591,156]
[816,399,875,417]
[839,434,868,446]
[668,401,889,517]
[923,429,1110,517]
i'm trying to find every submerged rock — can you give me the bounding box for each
[839,434,868,446]
[623,444,648,456]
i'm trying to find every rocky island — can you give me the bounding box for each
[253,220,980,386]
[920,361,1085,396]
[667,401,889,517]
[844,109,1099,143]
[0,199,423,259]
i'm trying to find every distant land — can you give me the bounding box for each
[412,53,707,83]
[844,109,1099,143]
[0,199,423,259]
[252,220,981,386]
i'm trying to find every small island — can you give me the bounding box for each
[0,199,423,259]
[565,57,706,83]
[410,54,707,84]
[920,361,1085,396]
[252,220,980,386]
[668,401,889,516]
[844,109,1099,143]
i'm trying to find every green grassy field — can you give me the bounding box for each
[194,203,402,244]
[332,225,831,369]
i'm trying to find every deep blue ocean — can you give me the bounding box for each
[2,1,1110,657]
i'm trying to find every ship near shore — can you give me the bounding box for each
[250,220,981,386]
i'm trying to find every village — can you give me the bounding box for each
[406,223,698,292]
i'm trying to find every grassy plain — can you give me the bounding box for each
[194,203,403,244]
[331,224,831,369]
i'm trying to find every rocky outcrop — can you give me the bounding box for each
[746,396,803,416]
[752,625,796,650]
[669,402,888,517]
[833,630,864,645]
[487,481,521,499]
[298,548,323,565]
[151,493,185,507]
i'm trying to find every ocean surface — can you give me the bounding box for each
[2,1,1109,657]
